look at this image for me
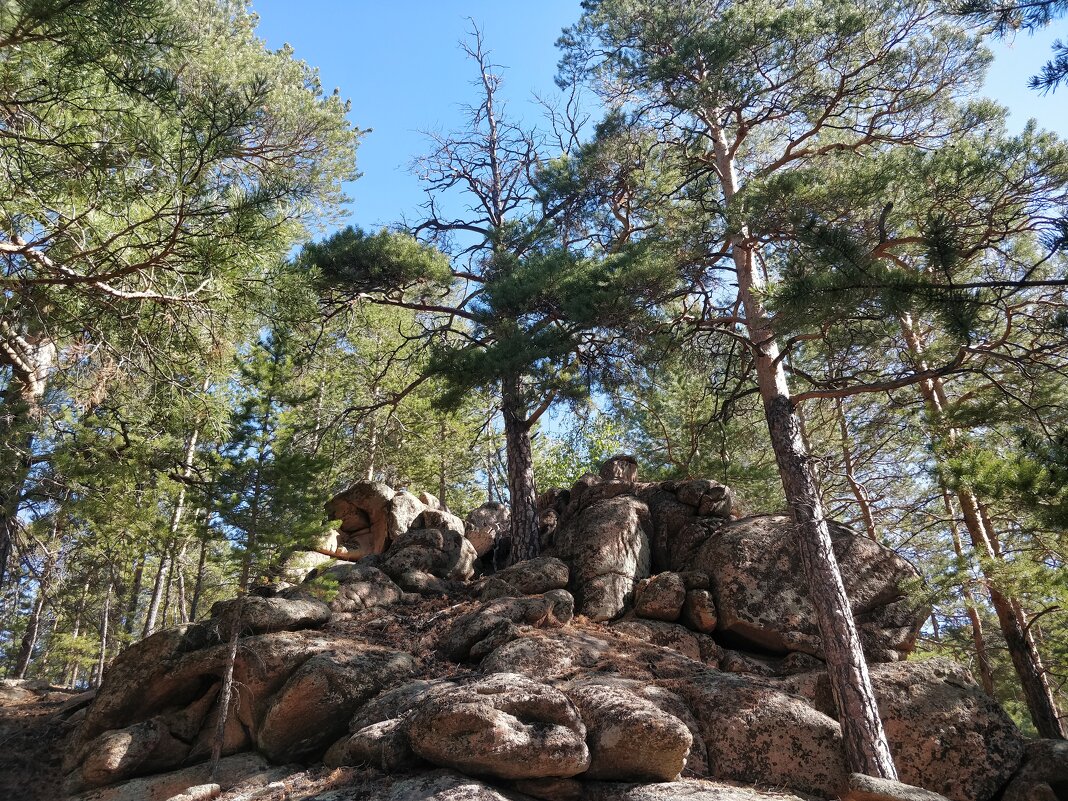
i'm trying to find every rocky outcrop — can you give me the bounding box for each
[465,502,510,557]
[380,527,478,587]
[1000,738,1068,801]
[61,461,1027,801]
[256,645,418,761]
[693,515,922,662]
[407,673,590,780]
[476,556,569,599]
[562,681,692,781]
[438,590,575,662]
[553,496,651,621]
[314,562,407,614]
[633,572,687,621]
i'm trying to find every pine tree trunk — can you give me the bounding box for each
[123,555,146,635]
[210,596,243,779]
[190,522,210,621]
[710,123,898,780]
[14,557,52,678]
[65,580,89,686]
[501,375,539,565]
[0,381,34,589]
[940,486,996,696]
[141,552,169,638]
[438,418,448,508]
[957,488,1065,738]
[834,398,879,541]
[899,314,1064,737]
[143,427,200,636]
[92,583,112,688]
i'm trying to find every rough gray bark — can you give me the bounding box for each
[712,124,899,780]
[501,374,539,565]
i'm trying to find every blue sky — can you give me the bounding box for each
[251,1,1068,233]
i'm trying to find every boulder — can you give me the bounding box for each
[312,563,406,613]
[1000,738,1068,801]
[676,478,733,518]
[862,659,1024,801]
[418,508,467,538]
[385,770,523,801]
[634,573,687,622]
[418,491,443,510]
[406,673,590,780]
[841,774,953,801]
[72,719,188,791]
[439,590,575,662]
[719,649,822,679]
[681,589,717,633]
[696,515,922,661]
[393,569,463,597]
[208,595,330,636]
[671,670,847,798]
[611,619,720,665]
[389,491,427,540]
[0,678,41,704]
[480,628,708,683]
[646,508,717,574]
[565,474,602,515]
[599,455,639,482]
[325,480,395,554]
[257,644,419,761]
[67,753,272,801]
[381,527,477,582]
[465,502,511,557]
[580,779,809,800]
[554,496,651,621]
[477,557,569,599]
[563,682,692,781]
[781,658,1025,801]
[75,624,214,745]
[324,718,422,772]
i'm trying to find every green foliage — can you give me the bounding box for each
[214,328,332,585]
[305,227,452,296]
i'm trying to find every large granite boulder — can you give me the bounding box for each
[562,682,693,781]
[389,491,427,541]
[580,780,809,801]
[779,658,1025,801]
[465,502,511,558]
[207,595,331,635]
[633,572,687,622]
[381,527,477,583]
[477,556,569,599]
[439,590,575,662]
[480,628,708,683]
[671,670,848,798]
[406,673,590,780]
[325,480,395,555]
[553,496,652,621]
[1000,738,1068,801]
[256,645,419,761]
[310,563,406,614]
[695,515,923,662]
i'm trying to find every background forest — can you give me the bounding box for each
[1,0,1066,747]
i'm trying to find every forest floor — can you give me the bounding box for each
[0,691,71,800]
